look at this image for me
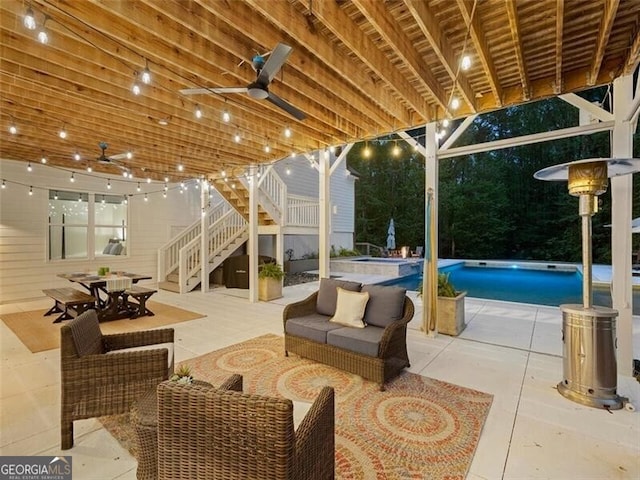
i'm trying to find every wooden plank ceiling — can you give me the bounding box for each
[1,0,639,183]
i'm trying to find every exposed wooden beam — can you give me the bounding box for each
[456,0,502,107]
[504,0,530,101]
[624,30,640,75]
[404,0,476,113]
[589,0,620,85]
[243,0,415,129]
[352,0,446,111]
[559,93,614,122]
[554,0,564,94]
[295,0,428,120]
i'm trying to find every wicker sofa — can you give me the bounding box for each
[156,381,335,480]
[283,278,414,390]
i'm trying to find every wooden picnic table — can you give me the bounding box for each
[56,272,153,322]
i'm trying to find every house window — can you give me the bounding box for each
[48,191,128,260]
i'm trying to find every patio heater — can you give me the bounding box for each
[534,158,640,410]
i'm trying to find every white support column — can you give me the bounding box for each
[200,179,209,293]
[319,149,331,278]
[276,231,283,268]
[423,122,439,336]
[248,167,259,302]
[611,74,635,376]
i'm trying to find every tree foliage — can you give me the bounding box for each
[348,91,639,264]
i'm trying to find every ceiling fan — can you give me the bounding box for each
[179,43,306,121]
[96,142,131,170]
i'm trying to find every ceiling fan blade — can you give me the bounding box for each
[109,153,129,161]
[257,43,292,85]
[266,92,306,120]
[211,87,249,94]
[179,87,217,95]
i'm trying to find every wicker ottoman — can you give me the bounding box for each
[131,380,211,480]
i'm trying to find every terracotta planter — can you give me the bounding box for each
[258,277,283,301]
[437,291,467,336]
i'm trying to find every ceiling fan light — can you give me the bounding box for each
[24,6,36,30]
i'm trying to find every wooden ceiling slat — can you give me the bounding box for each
[589,0,621,85]
[504,0,530,101]
[402,0,476,114]
[624,30,640,74]
[306,0,428,119]
[555,0,565,94]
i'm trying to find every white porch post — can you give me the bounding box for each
[611,74,635,376]
[424,121,438,336]
[248,167,259,302]
[200,179,209,293]
[319,149,331,278]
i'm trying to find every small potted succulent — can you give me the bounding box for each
[258,262,285,301]
[170,364,194,384]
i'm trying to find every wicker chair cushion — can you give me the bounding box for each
[327,324,385,357]
[316,278,362,316]
[106,342,174,369]
[69,309,104,356]
[285,313,343,343]
[329,288,369,328]
[361,285,407,327]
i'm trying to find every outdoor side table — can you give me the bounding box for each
[131,380,212,480]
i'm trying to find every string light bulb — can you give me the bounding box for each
[144,193,148,202]
[29,186,33,196]
[362,141,371,158]
[285,165,291,175]
[70,172,75,182]
[450,97,460,110]
[141,60,152,84]
[107,179,112,189]
[461,55,472,71]
[27,162,32,172]
[54,191,58,200]
[1,179,5,189]
[137,182,141,192]
[162,191,167,198]
[194,104,203,119]
[264,142,270,153]
[234,132,241,143]
[74,151,81,161]
[23,6,36,30]
[37,17,49,44]
[443,118,450,127]
[284,126,292,138]
[8,122,17,135]
[392,140,401,157]
[40,154,47,164]
[146,177,151,183]
[86,164,92,172]
[131,75,141,95]
[177,164,184,172]
[122,170,129,178]
[126,150,133,160]
[222,109,231,123]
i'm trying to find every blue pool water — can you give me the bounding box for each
[381,264,638,312]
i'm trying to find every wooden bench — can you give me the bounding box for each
[124,286,157,319]
[43,288,96,323]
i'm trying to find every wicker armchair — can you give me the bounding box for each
[60,309,174,450]
[157,382,335,480]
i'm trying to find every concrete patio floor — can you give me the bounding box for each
[1,273,639,479]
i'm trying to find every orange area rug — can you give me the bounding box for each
[101,334,493,479]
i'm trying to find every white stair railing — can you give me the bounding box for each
[158,202,229,282]
[287,195,319,226]
[177,209,248,293]
[257,167,287,224]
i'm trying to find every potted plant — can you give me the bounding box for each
[418,273,467,336]
[258,262,285,301]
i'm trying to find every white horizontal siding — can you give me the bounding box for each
[0,159,200,303]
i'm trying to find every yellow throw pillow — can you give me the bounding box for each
[329,287,370,328]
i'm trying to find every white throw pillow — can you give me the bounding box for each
[329,287,369,328]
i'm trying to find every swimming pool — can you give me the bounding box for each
[381,262,639,313]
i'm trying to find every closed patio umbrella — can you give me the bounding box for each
[423,189,438,335]
[386,218,396,251]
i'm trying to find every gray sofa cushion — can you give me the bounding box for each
[361,285,407,327]
[316,278,362,316]
[285,313,344,343]
[327,325,385,357]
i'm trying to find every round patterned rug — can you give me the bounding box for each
[102,334,493,479]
